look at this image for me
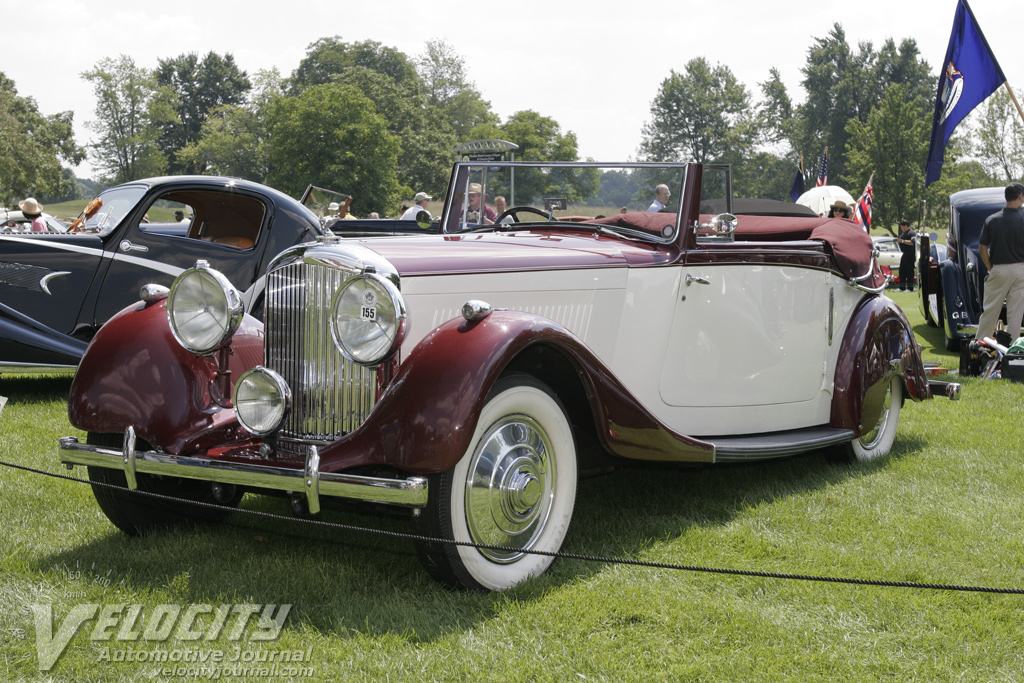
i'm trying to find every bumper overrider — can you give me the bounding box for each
[59,427,428,512]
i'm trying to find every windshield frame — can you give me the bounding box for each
[440,161,697,244]
[75,184,149,237]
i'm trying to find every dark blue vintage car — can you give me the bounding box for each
[918,187,1012,351]
[0,176,325,370]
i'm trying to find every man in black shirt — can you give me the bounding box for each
[896,219,916,290]
[976,182,1024,341]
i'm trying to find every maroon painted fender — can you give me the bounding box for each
[68,299,265,454]
[831,295,929,436]
[317,310,714,474]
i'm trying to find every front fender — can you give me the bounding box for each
[0,300,87,368]
[938,260,974,338]
[318,310,714,474]
[832,295,929,437]
[68,299,264,454]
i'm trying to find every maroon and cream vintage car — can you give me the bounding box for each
[59,162,958,591]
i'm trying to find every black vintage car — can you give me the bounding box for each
[0,176,325,370]
[919,187,1008,350]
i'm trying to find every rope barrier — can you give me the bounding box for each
[3,458,1023,595]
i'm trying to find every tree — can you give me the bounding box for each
[844,83,930,233]
[416,39,496,140]
[290,37,420,94]
[796,25,933,187]
[330,65,456,197]
[972,90,1024,183]
[265,83,401,215]
[155,52,251,174]
[0,72,85,204]
[469,110,594,203]
[639,57,753,163]
[82,56,174,183]
[178,69,283,182]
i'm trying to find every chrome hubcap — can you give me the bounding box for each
[860,380,893,449]
[465,415,555,563]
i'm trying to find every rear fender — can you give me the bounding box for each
[68,299,264,454]
[318,310,714,473]
[832,295,928,436]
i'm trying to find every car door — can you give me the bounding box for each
[660,244,833,422]
[91,186,271,326]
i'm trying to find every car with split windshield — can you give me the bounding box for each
[0,176,325,370]
[60,161,959,591]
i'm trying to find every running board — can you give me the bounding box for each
[701,427,855,462]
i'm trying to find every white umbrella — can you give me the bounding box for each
[796,185,856,217]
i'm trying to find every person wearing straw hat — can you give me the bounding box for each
[827,200,851,219]
[18,198,46,232]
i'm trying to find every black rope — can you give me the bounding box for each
[4,458,1023,595]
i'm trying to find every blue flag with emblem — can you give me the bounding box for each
[925,0,1006,186]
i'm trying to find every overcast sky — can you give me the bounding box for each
[3,0,1020,182]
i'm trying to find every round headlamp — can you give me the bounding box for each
[167,260,243,355]
[330,273,407,365]
[234,367,291,435]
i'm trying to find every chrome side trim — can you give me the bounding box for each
[59,436,428,509]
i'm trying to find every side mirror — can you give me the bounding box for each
[705,213,737,236]
[415,210,432,230]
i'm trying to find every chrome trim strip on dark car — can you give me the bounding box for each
[58,434,429,509]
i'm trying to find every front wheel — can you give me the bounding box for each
[413,374,577,591]
[87,432,243,535]
[841,376,902,462]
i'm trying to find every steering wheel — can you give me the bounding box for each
[494,206,555,224]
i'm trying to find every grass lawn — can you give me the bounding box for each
[2,291,1023,682]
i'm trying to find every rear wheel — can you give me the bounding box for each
[841,377,902,462]
[87,432,242,535]
[413,374,577,591]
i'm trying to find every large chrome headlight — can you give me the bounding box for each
[167,260,243,355]
[234,367,291,435]
[331,273,407,365]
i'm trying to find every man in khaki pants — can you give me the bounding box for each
[977,182,1024,341]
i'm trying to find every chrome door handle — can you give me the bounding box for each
[685,274,710,286]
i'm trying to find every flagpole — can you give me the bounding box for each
[1003,82,1024,127]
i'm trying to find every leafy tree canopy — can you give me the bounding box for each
[265,82,401,215]
[0,72,85,204]
[639,57,753,164]
[155,51,251,174]
[290,37,420,95]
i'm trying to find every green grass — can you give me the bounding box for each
[2,297,1023,682]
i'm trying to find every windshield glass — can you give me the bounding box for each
[76,185,148,236]
[441,162,690,241]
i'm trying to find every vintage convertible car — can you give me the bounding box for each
[918,187,1007,350]
[0,176,324,370]
[59,161,959,591]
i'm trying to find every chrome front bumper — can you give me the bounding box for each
[59,428,428,512]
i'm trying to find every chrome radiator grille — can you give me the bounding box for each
[265,261,377,443]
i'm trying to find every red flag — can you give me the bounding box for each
[854,174,874,232]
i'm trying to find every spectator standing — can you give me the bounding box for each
[401,192,432,221]
[647,185,670,212]
[494,195,508,217]
[896,219,916,291]
[18,198,46,232]
[976,183,1024,340]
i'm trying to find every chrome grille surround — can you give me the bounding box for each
[263,240,401,453]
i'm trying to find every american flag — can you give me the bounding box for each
[854,174,874,232]
[815,150,828,187]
